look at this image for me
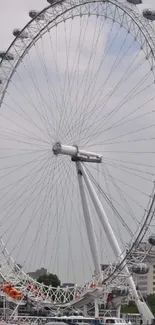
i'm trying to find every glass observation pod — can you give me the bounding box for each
[29,10,45,21]
[126,0,142,4]
[148,235,155,246]
[45,317,104,324]
[13,29,28,39]
[143,9,155,20]
[47,0,65,4]
[0,52,14,61]
[44,317,128,325]
[132,263,149,275]
[112,287,129,296]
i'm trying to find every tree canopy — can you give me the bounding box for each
[37,273,60,287]
[28,267,47,280]
[121,295,155,316]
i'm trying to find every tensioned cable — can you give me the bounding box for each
[85,163,136,235]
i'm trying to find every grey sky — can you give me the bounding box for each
[0,0,155,285]
[0,0,154,50]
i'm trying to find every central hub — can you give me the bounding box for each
[52,142,78,156]
[52,142,102,163]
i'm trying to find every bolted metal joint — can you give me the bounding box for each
[52,142,61,155]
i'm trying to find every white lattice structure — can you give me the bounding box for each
[0,0,155,323]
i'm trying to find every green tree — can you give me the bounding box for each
[121,300,138,314]
[14,263,22,273]
[121,296,155,316]
[28,267,47,279]
[146,294,155,306]
[37,273,60,287]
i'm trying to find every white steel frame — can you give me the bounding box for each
[53,142,154,323]
[0,0,155,322]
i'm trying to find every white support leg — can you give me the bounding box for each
[10,299,22,320]
[83,304,88,317]
[95,299,99,318]
[3,295,6,320]
[78,162,154,324]
[51,141,153,324]
[117,305,121,318]
[76,162,100,276]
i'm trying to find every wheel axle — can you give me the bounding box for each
[52,142,102,163]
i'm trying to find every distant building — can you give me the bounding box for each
[133,242,155,296]
[101,264,109,271]
[133,263,155,296]
[61,283,75,287]
[101,242,155,296]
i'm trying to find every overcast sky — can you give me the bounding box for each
[0,0,154,50]
[0,0,155,284]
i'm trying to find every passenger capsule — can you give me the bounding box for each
[47,0,55,3]
[112,287,129,296]
[13,29,28,39]
[132,263,149,274]
[47,0,65,4]
[29,10,45,21]
[126,0,142,4]
[0,80,3,84]
[143,9,155,20]
[148,235,155,246]
[0,52,14,61]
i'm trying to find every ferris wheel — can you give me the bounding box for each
[0,0,155,322]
